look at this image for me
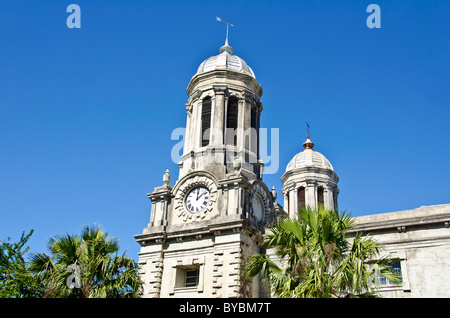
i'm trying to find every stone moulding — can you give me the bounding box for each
[348,205,450,235]
[135,214,263,247]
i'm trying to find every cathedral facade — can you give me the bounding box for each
[135,39,450,298]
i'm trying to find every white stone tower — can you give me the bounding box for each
[134,38,276,298]
[281,128,339,218]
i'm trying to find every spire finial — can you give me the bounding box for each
[303,121,314,150]
[306,121,310,139]
[163,169,170,186]
[217,17,234,54]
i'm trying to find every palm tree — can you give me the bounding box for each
[29,225,142,298]
[244,207,400,298]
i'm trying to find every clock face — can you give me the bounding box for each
[185,186,210,214]
[252,195,265,221]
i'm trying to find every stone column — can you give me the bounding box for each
[334,188,339,212]
[237,98,245,151]
[306,182,316,210]
[184,91,199,156]
[289,187,296,219]
[211,86,226,146]
[292,185,298,217]
[283,189,289,216]
[147,187,171,227]
[183,104,192,156]
[323,187,330,211]
[325,186,335,211]
[191,98,201,150]
[148,201,156,227]
[227,181,240,215]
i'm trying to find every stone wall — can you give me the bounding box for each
[349,204,450,298]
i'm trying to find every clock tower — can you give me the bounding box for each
[134,38,277,298]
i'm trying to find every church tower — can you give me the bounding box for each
[135,37,276,298]
[281,128,339,218]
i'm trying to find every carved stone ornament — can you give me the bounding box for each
[173,173,218,223]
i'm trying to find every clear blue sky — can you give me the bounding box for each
[1,0,449,261]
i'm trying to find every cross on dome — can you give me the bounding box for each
[303,121,315,150]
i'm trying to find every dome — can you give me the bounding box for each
[285,136,334,172]
[285,149,334,172]
[196,41,255,78]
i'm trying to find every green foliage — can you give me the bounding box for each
[244,207,401,298]
[0,230,46,297]
[29,225,143,298]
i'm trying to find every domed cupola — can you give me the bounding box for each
[195,39,256,78]
[285,138,334,172]
[281,125,339,218]
[181,34,263,182]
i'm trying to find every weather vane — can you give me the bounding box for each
[306,121,310,139]
[216,17,234,44]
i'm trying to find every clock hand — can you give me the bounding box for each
[198,190,206,199]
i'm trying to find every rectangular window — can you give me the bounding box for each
[377,261,402,286]
[175,266,200,289]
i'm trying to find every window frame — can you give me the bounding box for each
[169,257,205,296]
[376,260,403,286]
[370,251,410,294]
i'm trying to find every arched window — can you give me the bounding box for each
[226,97,238,146]
[297,187,305,210]
[201,97,212,147]
[333,191,338,211]
[250,106,259,155]
[251,106,257,131]
[317,186,324,208]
